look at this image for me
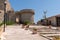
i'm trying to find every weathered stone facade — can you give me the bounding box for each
[6,0,12,11]
[0,0,4,10]
[0,0,15,23]
[15,9,35,24]
[0,0,34,24]
[0,10,4,23]
[0,0,4,23]
[6,9,15,22]
[37,14,60,26]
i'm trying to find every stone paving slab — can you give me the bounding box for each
[2,25,48,40]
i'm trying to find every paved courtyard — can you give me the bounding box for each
[2,25,48,40]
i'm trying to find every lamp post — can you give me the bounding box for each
[44,10,47,19]
[3,0,7,32]
[44,10,47,25]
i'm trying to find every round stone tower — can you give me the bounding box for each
[15,9,35,24]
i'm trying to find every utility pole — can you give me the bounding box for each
[3,0,7,32]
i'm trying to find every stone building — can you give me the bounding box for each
[15,9,35,24]
[37,14,60,26]
[0,0,4,23]
[47,14,60,26]
[5,0,15,22]
[0,0,15,23]
[0,0,34,24]
[6,9,15,22]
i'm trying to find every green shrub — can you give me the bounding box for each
[24,20,31,25]
[6,21,15,25]
[0,22,4,27]
[0,21,15,27]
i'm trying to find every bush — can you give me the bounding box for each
[6,21,15,25]
[0,22,4,27]
[24,20,31,25]
[0,20,15,27]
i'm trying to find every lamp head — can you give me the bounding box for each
[44,10,47,14]
[4,0,7,4]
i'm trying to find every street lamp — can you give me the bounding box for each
[3,0,7,32]
[44,10,47,25]
[44,10,47,19]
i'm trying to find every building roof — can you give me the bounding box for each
[15,9,35,15]
[55,14,60,17]
[20,9,35,14]
[47,14,60,19]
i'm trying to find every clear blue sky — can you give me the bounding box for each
[9,0,60,23]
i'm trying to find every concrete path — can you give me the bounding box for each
[2,25,48,40]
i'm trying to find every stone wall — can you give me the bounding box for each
[0,0,4,10]
[48,17,57,26]
[0,10,4,23]
[7,9,15,22]
[15,9,35,24]
[21,13,34,23]
[0,0,4,23]
[0,0,15,23]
